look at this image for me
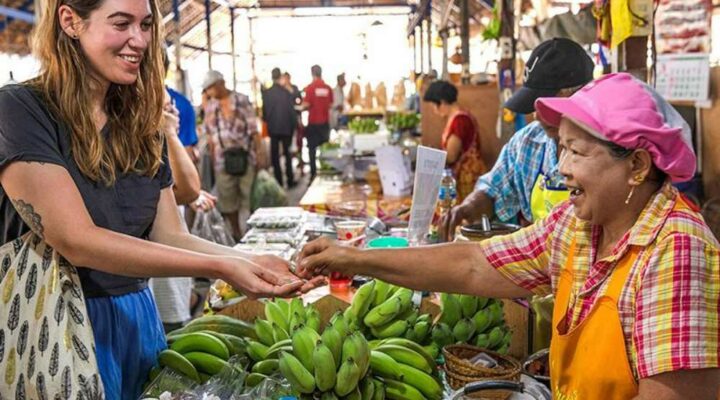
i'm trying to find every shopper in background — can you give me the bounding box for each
[202,70,265,240]
[263,67,297,188]
[330,72,346,130]
[0,0,321,398]
[302,64,333,181]
[441,37,595,240]
[423,80,486,202]
[283,71,305,177]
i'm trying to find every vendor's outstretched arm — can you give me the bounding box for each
[298,237,532,298]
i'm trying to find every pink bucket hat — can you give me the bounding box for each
[535,73,696,183]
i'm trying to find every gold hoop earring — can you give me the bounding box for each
[625,186,636,205]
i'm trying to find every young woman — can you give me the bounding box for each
[0,0,321,398]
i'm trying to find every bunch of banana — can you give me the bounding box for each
[271,313,376,398]
[344,280,433,344]
[368,338,442,400]
[166,314,256,340]
[156,331,239,383]
[432,294,512,354]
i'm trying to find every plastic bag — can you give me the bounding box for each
[250,169,288,212]
[237,374,294,400]
[191,208,236,246]
[140,368,198,399]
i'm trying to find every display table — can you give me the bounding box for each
[299,176,412,225]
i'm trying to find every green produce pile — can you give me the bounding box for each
[386,113,420,131]
[150,285,512,398]
[348,117,380,134]
[432,294,512,354]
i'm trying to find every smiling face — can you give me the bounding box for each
[65,0,153,88]
[557,118,634,225]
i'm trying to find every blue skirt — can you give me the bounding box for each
[86,287,167,400]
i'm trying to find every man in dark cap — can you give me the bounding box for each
[262,67,297,188]
[441,37,595,239]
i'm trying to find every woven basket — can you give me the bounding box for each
[443,344,522,400]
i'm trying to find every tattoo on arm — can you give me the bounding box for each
[11,199,45,239]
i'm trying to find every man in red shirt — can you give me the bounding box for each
[302,65,333,181]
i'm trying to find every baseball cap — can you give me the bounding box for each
[535,73,696,183]
[504,38,594,114]
[202,70,224,91]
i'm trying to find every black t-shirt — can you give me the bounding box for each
[0,84,173,298]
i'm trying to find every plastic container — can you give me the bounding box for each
[367,236,409,248]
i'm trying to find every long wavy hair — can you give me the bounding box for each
[30,0,165,185]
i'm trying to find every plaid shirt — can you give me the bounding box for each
[475,121,563,223]
[203,92,258,171]
[480,183,720,379]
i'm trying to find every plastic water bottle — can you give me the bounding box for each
[430,169,457,241]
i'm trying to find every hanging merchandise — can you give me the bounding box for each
[655,0,710,55]
[609,0,653,48]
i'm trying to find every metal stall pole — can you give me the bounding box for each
[460,0,469,83]
[205,0,212,70]
[230,7,237,91]
[426,0,432,73]
[418,23,424,75]
[248,15,259,105]
[172,0,184,93]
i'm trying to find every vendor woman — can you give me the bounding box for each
[0,0,320,398]
[300,73,720,399]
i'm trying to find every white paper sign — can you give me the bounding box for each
[375,145,413,197]
[408,146,447,245]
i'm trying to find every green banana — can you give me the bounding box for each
[331,313,350,338]
[166,333,191,344]
[472,308,493,334]
[272,322,291,343]
[344,306,361,331]
[246,340,269,362]
[169,332,230,360]
[423,342,440,360]
[279,351,316,394]
[364,297,402,327]
[265,344,294,360]
[266,338,293,352]
[372,280,391,307]
[370,320,408,339]
[384,378,426,400]
[397,363,443,400]
[292,326,321,373]
[368,339,385,350]
[289,297,306,320]
[375,344,433,375]
[396,307,419,326]
[178,316,257,340]
[306,309,321,333]
[439,293,462,327]
[453,318,477,343]
[321,393,340,400]
[322,325,344,369]
[416,314,431,324]
[251,359,279,375]
[403,328,418,342]
[313,340,337,392]
[265,300,290,333]
[475,333,490,348]
[289,311,303,335]
[199,331,240,356]
[334,357,361,397]
[352,332,371,377]
[487,326,504,349]
[369,350,403,380]
[158,349,200,382]
[496,342,510,355]
[254,319,275,346]
[245,372,268,387]
[276,298,292,319]
[459,294,479,319]
[386,284,400,298]
[431,322,454,348]
[379,338,436,370]
[342,333,362,364]
[345,386,362,400]
[477,296,490,310]
[488,300,505,325]
[360,377,375,400]
[413,321,430,343]
[372,379,386,400]
[348,280,376,321]
[184,352,229,375]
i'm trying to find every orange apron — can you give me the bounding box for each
[549,238,639,400]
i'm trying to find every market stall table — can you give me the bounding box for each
[299,175,412,225]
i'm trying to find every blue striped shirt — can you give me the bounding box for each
[475,121,564,222]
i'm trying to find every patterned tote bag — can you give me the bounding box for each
[0,233,103,399]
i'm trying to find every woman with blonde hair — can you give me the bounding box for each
[0,0,321,398]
